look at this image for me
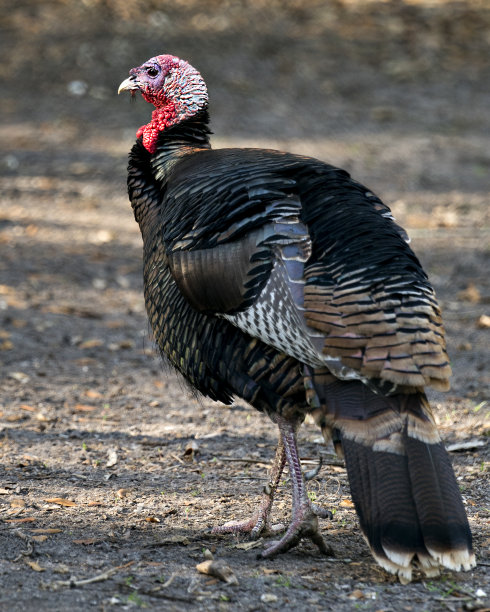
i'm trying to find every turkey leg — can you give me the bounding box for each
[212,432,287,537]
[261,413,332,558]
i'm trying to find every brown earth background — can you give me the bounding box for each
[0,1,489,610]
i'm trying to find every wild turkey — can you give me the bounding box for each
[118,54,475,583]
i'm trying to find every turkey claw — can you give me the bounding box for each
[212,515,285,538]
[311,502,332,520]
[260,507,333,558]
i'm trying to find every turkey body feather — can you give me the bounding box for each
[120,55,475,583]
[138,142,449,395]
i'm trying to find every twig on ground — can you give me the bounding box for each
[170,453,185,465]
[318,454,345,467]
[160,571,178,588]
[42,561,134,591]
[12,531,34,562]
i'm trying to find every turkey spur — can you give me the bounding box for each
[119,54,475,583]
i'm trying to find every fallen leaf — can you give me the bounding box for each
[25,560,45,572]
[340,498,355,508]
[87,501,103,507]
[105,320,126,329]
[196,560,238,585]
[6,414,26,422]
[20,404,36,412]
[10,498,26,508]
[30,528,62,534]
[74,358,98,366]
[7,508,24,517]
[32,535,49,543]
[116,488,130,499]
[45,498,76,507]
[5,517,35,523]
[79,338,104,349]
[145,516,160,523]
[44,304,102,319]
[73,538,99,545]
[74,404,97,412]
[84,389,102,399]
[4,295,26,308]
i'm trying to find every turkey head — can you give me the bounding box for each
[118,54,208,153]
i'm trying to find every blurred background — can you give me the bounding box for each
[2,0,489,181]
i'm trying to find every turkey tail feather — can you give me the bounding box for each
[404,435,475,570]
[312,378,475,582]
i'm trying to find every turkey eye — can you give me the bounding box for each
[146,67,159,77]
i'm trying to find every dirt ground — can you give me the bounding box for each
[0,1,489,610]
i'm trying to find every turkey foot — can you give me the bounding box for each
[261,502,331,558]
[212,504,285,538]
[261,414,333,558]
[212,434,287,538]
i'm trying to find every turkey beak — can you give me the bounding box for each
[118,76,139,95]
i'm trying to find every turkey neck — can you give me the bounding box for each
[128,110,211,261]
[128,109,211,248]
[151,109,212,180]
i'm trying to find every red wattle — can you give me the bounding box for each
[137,104,178,154]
